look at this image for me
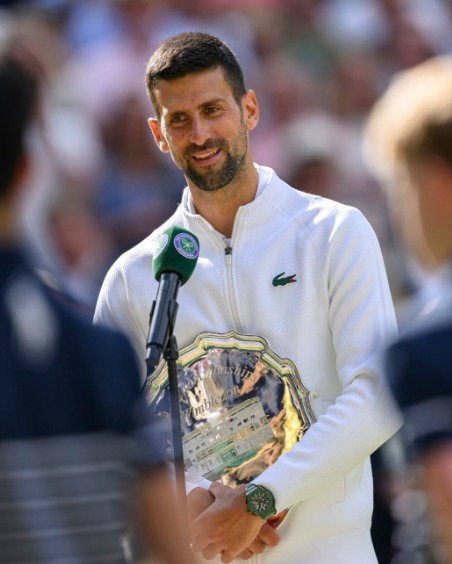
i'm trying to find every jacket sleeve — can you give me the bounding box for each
[94,256,150,382]
[254,207,403,513]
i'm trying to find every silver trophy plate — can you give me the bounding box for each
[145,331,316,487]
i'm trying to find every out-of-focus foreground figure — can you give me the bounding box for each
[365,55,452,564]
[0,33,196,564]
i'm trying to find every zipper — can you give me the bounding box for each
[224,240,240,328]
[222,208,242,330]
[223,206,241,265]
[225,244,232,266]
[192,210,243,329]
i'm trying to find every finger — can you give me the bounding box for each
[246,537,265,555]
[208,480,227,497]
[208,480,221,495]
[221,550,236,563]
[189,517,206,544]
[237,548,253,560]
[202,543,223,560]
[187,487,215,521]
[191,536,210,553]
[258,522,280,547]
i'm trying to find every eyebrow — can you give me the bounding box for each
[166,98,226,119]
[197,98,224,110]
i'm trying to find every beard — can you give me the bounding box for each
[173,118,248,192]
[184,142,247,192]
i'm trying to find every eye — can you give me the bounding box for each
[170,114,187,125]
[205,106,221,115]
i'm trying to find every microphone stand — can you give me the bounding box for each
[163,333,188,516]
[145,284,187,522]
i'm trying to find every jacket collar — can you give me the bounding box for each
[179,164,285,232]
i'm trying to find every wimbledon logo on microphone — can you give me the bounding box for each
[174,233,199,259]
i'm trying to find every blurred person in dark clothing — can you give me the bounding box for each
[365,55,452,563]
[0,37,196,564]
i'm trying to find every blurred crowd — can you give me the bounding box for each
[2,0,452,316]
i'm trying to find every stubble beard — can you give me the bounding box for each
[185,146,247,192]
[179,120,248,192]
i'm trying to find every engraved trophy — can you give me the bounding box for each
[144,331,316,488]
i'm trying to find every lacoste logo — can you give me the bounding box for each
[272,272,297,287]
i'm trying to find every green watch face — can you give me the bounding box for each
[245,484,276,519]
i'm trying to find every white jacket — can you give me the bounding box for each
[95,164,401,563]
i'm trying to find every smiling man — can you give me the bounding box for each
[94,32,401,563]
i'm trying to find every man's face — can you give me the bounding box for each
[391,160,452,268]
[411,159,452,266]
[389,169,435,268]
[148,67,257,192]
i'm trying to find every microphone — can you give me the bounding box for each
[145,226,199,375]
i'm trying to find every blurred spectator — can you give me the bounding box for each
[0,32,196,564]
[92,93,183,254]
[0,5,111,314]
[364,54,452,563]
[46,191,117,314]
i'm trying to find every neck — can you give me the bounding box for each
[188,160,258,238]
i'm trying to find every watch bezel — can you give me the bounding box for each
[245,483,277,519]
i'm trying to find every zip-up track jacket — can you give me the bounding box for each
[95,165,402,563]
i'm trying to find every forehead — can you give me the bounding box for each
[153,67,235,115]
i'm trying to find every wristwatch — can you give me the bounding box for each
[245,483,276,519]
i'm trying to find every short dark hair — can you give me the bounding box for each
[0,43,39,199]
[145,32,246,118]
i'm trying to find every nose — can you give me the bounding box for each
[189,115,210,146]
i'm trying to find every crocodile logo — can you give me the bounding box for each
[272,272,297,287]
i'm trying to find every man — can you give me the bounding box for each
[0,38,195,564]
[95,32,401,563]
[364,55,452,562]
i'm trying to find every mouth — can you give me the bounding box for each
[191,148,221,164]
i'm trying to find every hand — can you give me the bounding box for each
[189,481,278,563]
[187,486,215,522]
[237,521,279,560]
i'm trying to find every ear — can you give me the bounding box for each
[242,89,259,132]
[148,117,169,153]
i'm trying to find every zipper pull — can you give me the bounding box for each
[225,245,232,266]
